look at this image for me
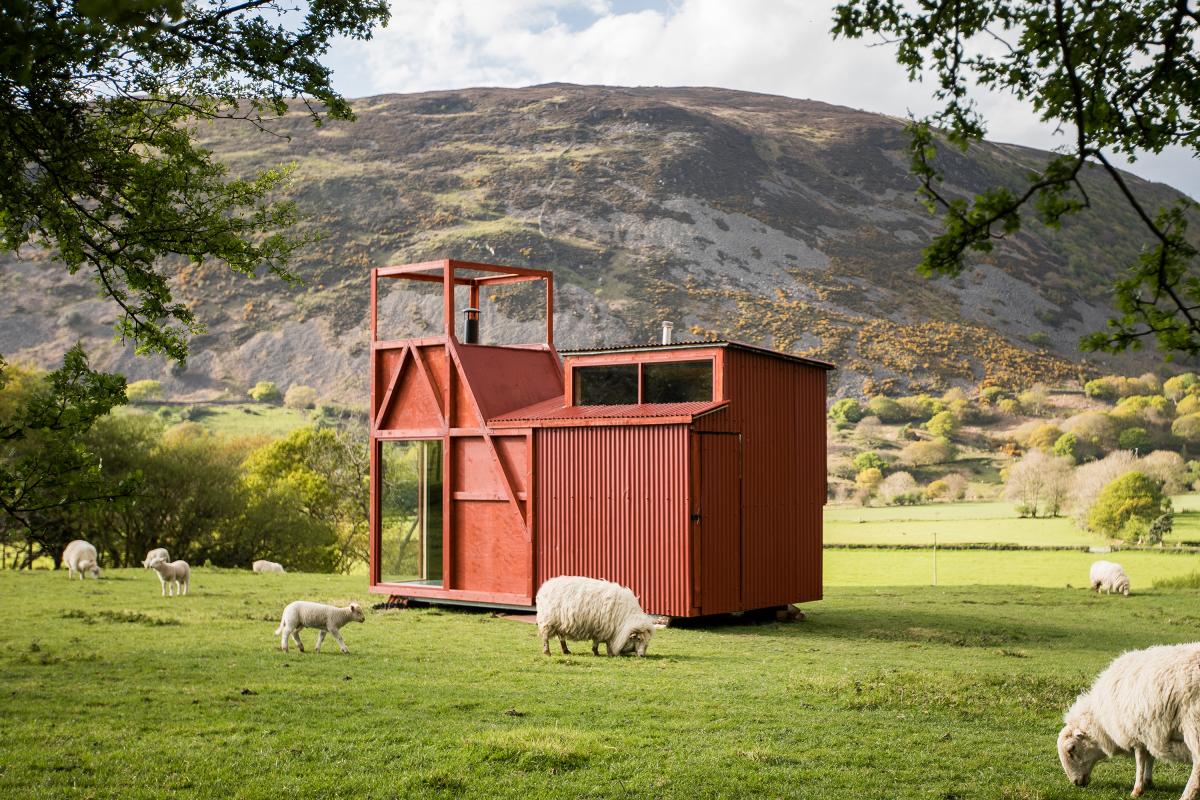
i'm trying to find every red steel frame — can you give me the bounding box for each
[370,260,557,607]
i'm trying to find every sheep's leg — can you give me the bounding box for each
[160,576,167,596]
[280,628,289,652]
[330,629,349,654]
[315,630,326,652]
[182,578,188,596]
[559,637,570,655]
[605,640,617,657]
[539,626,551,656]
[292,630,305,653]
[1145,754,1154,789]
[592,641,600,656]
[1133,745,1152,797]
[1180,725,1200,800]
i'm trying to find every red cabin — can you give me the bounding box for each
[368,260,833,617]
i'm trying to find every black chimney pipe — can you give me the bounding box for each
[463,307,480,344]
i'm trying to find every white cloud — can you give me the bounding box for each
[325,0,1197,199]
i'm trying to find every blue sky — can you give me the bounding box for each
[323,0,1197,200]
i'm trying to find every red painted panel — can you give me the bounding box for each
[452,437,507,495]
[379,354,442,430]
[494,435,528,496]
[696,433,741,614]
[455,344,563,419]
[535,425,690,617]
[452,500,530,596]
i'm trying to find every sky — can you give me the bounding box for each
[323,0,1198,200]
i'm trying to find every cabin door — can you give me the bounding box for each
[693,432,742,615]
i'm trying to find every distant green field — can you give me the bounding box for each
[118,403,316,438]
[6,567,1200,798]
[825,495,1200,548]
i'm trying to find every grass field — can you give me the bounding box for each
[825,495,1200,548]
[118,403,316,438]
[6,556,1200,798]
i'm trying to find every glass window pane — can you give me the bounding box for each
[643,361,713,403]
[573,364,638,405]
[380,439,443,586]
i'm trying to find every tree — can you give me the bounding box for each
[1070,450,1139,528]
[879,471,921,505]
[1118,427,1152,452]
[0,347,129,566]
[1173,413,1200,445]
[1164,373,1199,400]
[1027,423,1064,451]
[1004,449,1073,517]
[853,451,887,473]
[1053,432,1079,461]
[856,467,884,493]
[926,410,959,438]
[867,395,906,423]
[834,2,1200,356]
[901,437,957,466]
[1,0,390,362]
[1088,471,1168,541]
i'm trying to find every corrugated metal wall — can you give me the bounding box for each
[535,425,691,616]
[694,349,825,608]
[695,432,741,614]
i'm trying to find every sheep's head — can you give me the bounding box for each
[349,602,365,623]
[147,555,167,569]
[1118,580,1131,597]
[621,617,655,657]
[89,563,101,579]
[1057,725,1106,787]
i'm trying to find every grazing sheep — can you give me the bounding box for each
[63,540,101,580]
[274,601,364,653]
[1090,560,1131,596]
[147,557,190,596]
[252,559,285,574]
[535,575,655,657]
[1058,642,1200,799]
[142,547,169,569]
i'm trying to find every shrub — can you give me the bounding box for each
[1070,450,1140,529]
[878,471,919,505]
[828,398,864,425]
[1177,394,1200,417]
[1118,427,1152,452]
[1164,373,1199,400]
[1112,395,1174,425]
[1017,384,1050,416]
[1087,472,1168,541]
[249,381,281,404]
[941,472,969,501]
[1084,375,1154,401]
[284,385,318,410]
[997,398,1020,416]
[897,394,943,422]
[125,379,163,402]
[1172,413,1200,445]
[1140,450,1189,494]
[1052,432,1078,461]
[1026,423,1064,450]
[924,479,949,501]
[926,411,959,439]
[855,467,883,491]
[901,437,956,466]
[866,395,905,423]
[1062,411,1118,453]
[978,386,1004,405]
[853,451,886,473]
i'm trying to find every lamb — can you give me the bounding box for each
[274,601,364,653]
[146,556,190,596]
[535,575,655,657]
[1090,560,1131,596]
[142,547,169,569]
[1058,643,1200,799]
[252,559,285,573]
[63,540,101,580]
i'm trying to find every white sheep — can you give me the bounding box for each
[147,557,190,596]
[1090,560,1131,596]
[63,540,101,580]
[142,547,169,569]
[1058,642,1200,799]
[252,559,285,573]
[535,575,655,657]
[274,601,364,653]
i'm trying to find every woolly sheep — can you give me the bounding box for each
[274,601,364,653]
[147,557,190,596]
[1058,642,1200,799]
[535,575,655,657]
[63,540,100,580]
[1090,560,1131,596]
[252,559,285,574]
[142,547,169,569]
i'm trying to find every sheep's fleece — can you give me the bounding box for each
[536,575,655,657]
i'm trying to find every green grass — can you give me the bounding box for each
[119,403,315,438]
[825,495,1200,548]
[6,561,1200,798]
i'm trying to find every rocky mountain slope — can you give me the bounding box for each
[1,85,1191,402]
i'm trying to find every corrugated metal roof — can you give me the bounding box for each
[491,398,727,424]
[558,339,836,370]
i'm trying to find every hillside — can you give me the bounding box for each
[1,84,1192,401]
